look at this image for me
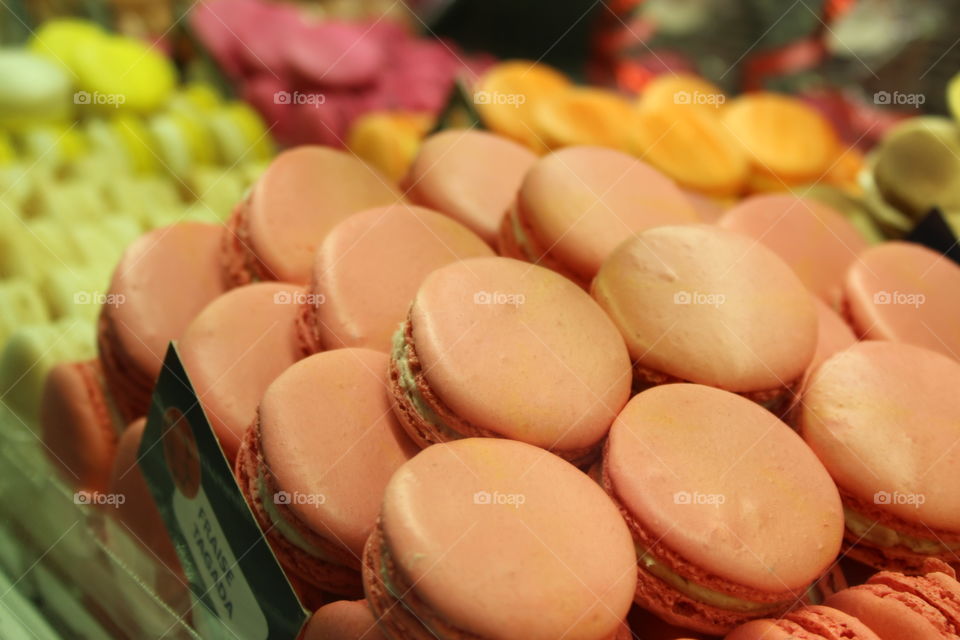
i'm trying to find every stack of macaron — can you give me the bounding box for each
[28,120,960,640]
[189,0,491,148]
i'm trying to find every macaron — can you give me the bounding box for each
[719,194,869,305]
[346,110,434,184]
[842,241,960,361]
[0,50,73,128]
[799,341,960,573]
[498,146,697,287]
[221,146,400,286]
[301,600,385,640]
[179,282,305,463]
[390,256,631,465]
[602,383,844,634]
[402,129,537,245]
[726,605,882,640]
[40,359,123,492]
[631,105,749,197]
[638,73,727,116]
[827,562,960,639]
[805,298,858,385]
[107,417,187,609]
[722,92,838,185]
[363,438,637,640]
[531,87,637,151]
[592,225,818,412]
[235,349,418,599]
[98,223,227,422]
[473,60,572,153]
[298,204,493,353]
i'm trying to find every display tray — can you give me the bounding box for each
[0,407,199,640]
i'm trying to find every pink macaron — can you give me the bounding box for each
[843,241,960,361]
[718,194,868,305]
[300,600,384,640]
[222,146,400,286]
[362,437,637,640]
[297,204,493,354]
[389,256,632,465]
[827,563,960,639]
[236,349,418,600]
[98,223,227,422]
[402,129,538,245]
[592,224,818,413]
[285,21,384,88]
[498,146,697,287]
[726,605,882,640]
[41,358,122,492]
[799,340,960,574]
[602,383,845,634]
[179,282,305,464]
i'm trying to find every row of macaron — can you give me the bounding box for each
[37,136,960,636]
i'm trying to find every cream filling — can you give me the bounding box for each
[636,542,794,613]
[378,543,449,640]
[257,471,339,564]
[844,507,960,555]
[392,327,464,442]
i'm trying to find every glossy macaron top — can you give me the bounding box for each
[843,241,960,360]
[310,204,493,351]
[515,146,697,283]
[246,146,400,283]
[719,194,868,305]
[607,384,844,593]
[103,222,226,381]
[800,341,960,532]
[259,349,418,559]
[592,225,817,392]
[179,282,304,462]
[726,606,882,640]
[403,129,537,244]
[409,257,631,452]
[380,438,637,640]
[301,600,384,640]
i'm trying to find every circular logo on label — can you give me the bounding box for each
[162,407,201,499]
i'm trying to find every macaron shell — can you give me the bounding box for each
[809,298,858,374]
[786,605,884,640]
[828,585,955,640]
[719,195,868,305]
[381,438,637,640]
[103,223,226,385]
[725,618,817,640]
[868,571,960,634]
[179,282,304,463]
[301,600,385,640]
[403,129,537,244]
[517,147,697,282]
[843,242,960,361]
[260,349,418,559]
[311,204,493,351]
[592,225,817,392]
[246,147,401,284]
[800,341,960,532]
[607,384,844,593]
[410,257,631,451]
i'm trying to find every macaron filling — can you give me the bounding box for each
[499,204,590,288]
[844,506,960,556]
[255,470,342,566]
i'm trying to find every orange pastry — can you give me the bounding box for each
[531,87,636,151]
[638,72,727,116]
